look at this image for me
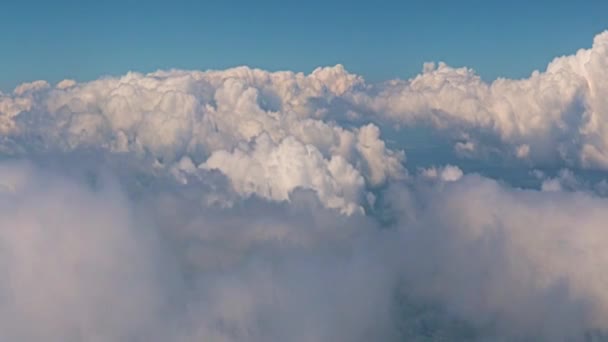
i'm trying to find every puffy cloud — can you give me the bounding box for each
[2,30,608,341]
[355,124,405,186]
[4,33,608,178]
[202,133,366,214]
[2,31,608,205]
[421,165,464,182]
[350,31,608,170]
[13,80,50,96]
[56,79,77,90]
[0,65,401,213]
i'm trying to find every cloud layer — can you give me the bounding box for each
[1,31,608,341]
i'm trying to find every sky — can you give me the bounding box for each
[2,0,608,90]
[3,2,608,341]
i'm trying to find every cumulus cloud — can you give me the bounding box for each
[348,31,608,170]
[421,164,464,182]
[1,30,608,341]
[0,65,403,213]
[3,32,608,177]
[202,134,366,214]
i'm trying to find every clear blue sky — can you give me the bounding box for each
[1,0,607,91]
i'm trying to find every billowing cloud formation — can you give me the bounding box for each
[0,65,404,213]
[1,31,608,341]
[351,32,608,169]
[3,33,608,177]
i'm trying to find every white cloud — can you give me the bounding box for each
[0,162,171,341]
[385,174,608,339]
[0,65,403,213]
[2,160,608,340]
[2,31,608,208]
[201,133,366,214]
[421,164,463,182]
[1,30,608,341]
[0,161,399,341]
[351,31,608,169]
[3,32,608,177]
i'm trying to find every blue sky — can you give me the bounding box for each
[1,0,607,90]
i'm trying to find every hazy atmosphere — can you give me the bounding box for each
[1,1,608,341]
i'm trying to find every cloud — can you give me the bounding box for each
[349,32,608,170]
[2,159,608,341]
[0,162,172,341]
[3,33,608,178]
[1,30,608,341]
[0,161,400,341]
[382,174,608,340]
[0,65,403,213]
[421,164,464,182]
[202,133,366,214]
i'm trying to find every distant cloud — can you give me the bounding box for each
[351,31,608,169]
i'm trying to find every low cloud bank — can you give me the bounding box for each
[0,161,607,341]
